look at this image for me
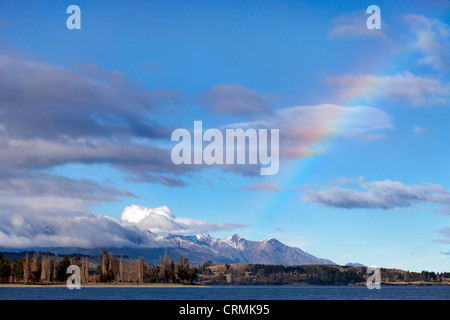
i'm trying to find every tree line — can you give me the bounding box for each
[0,249,197,285]
[195,263,450,285]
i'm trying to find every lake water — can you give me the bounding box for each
[0,286,449,300]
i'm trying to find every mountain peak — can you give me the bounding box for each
[263,237,282,245]
[229,234,242,242]
[196,233,213,241]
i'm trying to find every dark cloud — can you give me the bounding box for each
[303,178,450,211]
[0,203,247,248]
[0,170,136,215]
[0,53,176,140]
[126,173,187,187]
[0,209,152,248]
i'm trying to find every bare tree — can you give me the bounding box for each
[31,252,41,282]
[137,257,145,284]
[40,256,54,283]
[159,255,171,283]
[119,256,124,283]
[81,257,89,283]
[23,253,30,284]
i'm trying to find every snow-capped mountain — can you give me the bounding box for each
[113,232,336,265]
[1,232,336,266]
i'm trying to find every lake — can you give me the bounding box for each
[0,285,449,300]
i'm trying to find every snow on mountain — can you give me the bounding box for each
[132,232,336,265]
[1,231,336,265]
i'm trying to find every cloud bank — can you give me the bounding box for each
[0,204,246,249]
[303,178,450,212]
[326,72,450,107]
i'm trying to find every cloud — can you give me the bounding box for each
[0,137,195,180]
[202,84,275,117]
[403,14,450,70]
[0,52,176,141]
[0,49,394,184]
[436,227,450,244]
[0,209,153,249]
[436,227,450,255]
[325,72,450,107]
[328,10,388,40]
[226,104,393,160]
[0,171,136,215]
[121,204,247,234]
[0,49,190,186]
[0,202,247,248]
[303,178,450,211]
[126,173,187,187]
[413,125,427,134]
[238,183,284,192]
[0,48,393,191]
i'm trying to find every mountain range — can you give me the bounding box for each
[1,232,336,266]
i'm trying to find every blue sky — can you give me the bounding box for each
[0,0,449,272]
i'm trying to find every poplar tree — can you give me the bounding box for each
[81,257,89,283]
[159,255,171,283]
[23,253,31,284]
[31,251,41,282]
[119,256,124,283]
[137,256,144,284]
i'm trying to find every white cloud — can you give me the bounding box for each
[121,204,246,234]
[226,104,393,160]
[413,125,427,134]
[328,10,389,40]
[325,72,450,107]
[403,14,450,70]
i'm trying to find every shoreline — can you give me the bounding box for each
[1,282,449,288]
[0,283,207,288]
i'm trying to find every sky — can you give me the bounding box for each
[0,0,449,272]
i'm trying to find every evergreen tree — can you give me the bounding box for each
[54,255,71,282]
[188,266,198,285]
[176,256,190,283]
[169,256,176,283]
[0,253,11,283]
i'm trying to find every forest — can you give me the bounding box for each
[0,250,449,286]
[0,249,197,284]
[195,262,450,286]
